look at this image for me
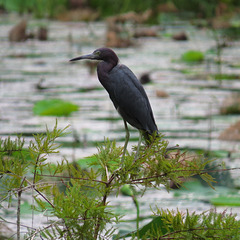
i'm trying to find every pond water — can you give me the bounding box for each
[1,14,240,237]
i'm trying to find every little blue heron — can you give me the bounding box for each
[70,48,158,161]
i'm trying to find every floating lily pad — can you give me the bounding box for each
[33,99,78,117]
[20,201,33,216]
[210,196,240,206]
[181,50,204,63]
[76,156,98,169]
[174,179,240,206]
[173,180,212,198]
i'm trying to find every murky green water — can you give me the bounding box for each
[1,14,240,237]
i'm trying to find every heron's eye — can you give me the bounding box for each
[94,51,101,56]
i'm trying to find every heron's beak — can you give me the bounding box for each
[69,53,96,62]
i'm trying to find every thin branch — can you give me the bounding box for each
[38,174,108,185]
[24,220,60,240]
[0,220,36,230]
[24,178,55,209]
[17,177,26,240]
[128,167,240,184]
[94,164,119,239]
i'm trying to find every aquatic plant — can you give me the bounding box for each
[33,99,79,117]
[1,123,240,239]
[181,50,204,63]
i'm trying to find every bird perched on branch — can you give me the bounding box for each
[70,47,158,161]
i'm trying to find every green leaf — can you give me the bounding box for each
[20,201,32,215]
[117,216,173,239]
[210,196,240,206]
[181,50,204,63]
[173,180,215,199]
[76,156,98,169]
[33,99,78,117]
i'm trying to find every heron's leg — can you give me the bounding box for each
[134,131,142,161]
[121,120,129,163]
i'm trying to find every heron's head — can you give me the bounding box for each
[69,47,119,64]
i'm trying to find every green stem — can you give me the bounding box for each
[133,196,140,231]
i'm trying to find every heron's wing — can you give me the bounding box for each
[107,64,158,134]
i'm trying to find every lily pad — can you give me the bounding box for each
[174,179,240,207]
[210,196,240,206]
[33,99,78,117]
[76,156,98,169]
[181,50,204,63]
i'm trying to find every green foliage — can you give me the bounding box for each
[121,184,140,230]
[171,0,240,19]
[122,215,173,239]
[86,0,240,20]
[172,0,219,18]
[149,208,240,239]
[181,50,205,63]
[2,0,240,19]
[0,136,28,195]
[33,0,67,19]
[0,124,239,239]
[33,99,78,117]
[0,0,67,18]
[0,0,31,14]
[117,208,240,239]
[88,0,160,18]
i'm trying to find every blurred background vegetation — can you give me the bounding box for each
[0,0,240,21]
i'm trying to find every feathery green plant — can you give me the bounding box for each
[0,123,240,239]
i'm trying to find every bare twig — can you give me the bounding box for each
[17,177,26,240]
[24,178,55,209]
[38,174,108,185]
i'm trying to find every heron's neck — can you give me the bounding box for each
[99,58,117,72]
[97,61,115,90]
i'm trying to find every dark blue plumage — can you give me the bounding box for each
[70,47,158,159]
[101,64,158,136]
